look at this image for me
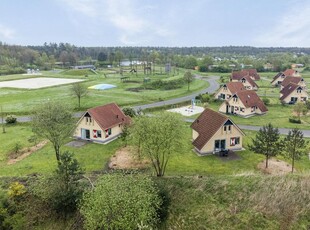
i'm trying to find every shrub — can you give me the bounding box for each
[80,174,162,230]
[262,98,270,105]
[289,117,301,124]
[5,115,17,124]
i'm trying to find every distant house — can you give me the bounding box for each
[214,82,245,100]
[219,90,268,117]
[72,65,96,70]
[230,69,260,81]
[239,76,258,90]
[280,76,306,90]
[191,108,245,155]
[271,69,301,86]
[73,103,131,143]
[280,83,309,104]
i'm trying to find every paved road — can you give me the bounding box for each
[3,75,310,137]
[133,75,220,110]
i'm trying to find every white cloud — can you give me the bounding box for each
[0,24,15,39]
[58,0,176,45]
[255,3,310,47]
[58,0,98,17]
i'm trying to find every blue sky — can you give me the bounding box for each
[0,0,309,47]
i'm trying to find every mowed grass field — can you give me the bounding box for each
[0,68,209,115]
[1,123,309,177]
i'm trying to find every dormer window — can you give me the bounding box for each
[297,88,302,93]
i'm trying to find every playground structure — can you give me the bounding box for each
[167,99,204,116]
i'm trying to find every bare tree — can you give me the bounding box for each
[71,83,88,108]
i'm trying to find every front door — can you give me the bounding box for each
[81,129,90,139]
[231,106,234,114]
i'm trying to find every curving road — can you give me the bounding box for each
[133,75,220,110]
[3,75,310,137]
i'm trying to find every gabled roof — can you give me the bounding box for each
[271,72,284,83]
[81,103,131,130]
[280,76,303,88]
[231,70,250,80]
[233,90,268,112]
[280,83,303,100]
[241,76,258,88]
[222,82,245,94]
[231,69,260,81]
[191,108,244,151]
[246,69,260,80]
[283,69,298,77]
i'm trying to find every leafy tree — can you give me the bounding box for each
[248,123,281,168]
[293,102,308,121]
[31,151,84,216]
[281,128,308,173]
[71,83,88,108]
[122,107,136,118]
[97,52,107,62]
[184,71,194,91]
[32,101,75,163]
[80,174,162,230]
[132,113,186,176]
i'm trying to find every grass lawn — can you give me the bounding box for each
[0,123,121,177]
[0,69,209,115]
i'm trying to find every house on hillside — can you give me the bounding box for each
[191,108,245,155]
[280,76,306,90]
[214,82,245,100]
[218,90,268,117]
[280,83,308,104]
[73,103,131,143]
[239,76,258,90]
[271,69,301,86]
[230,69,260,82]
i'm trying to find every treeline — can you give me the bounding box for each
[1,41,310,74]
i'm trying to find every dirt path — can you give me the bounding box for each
[7,140,48,165]
[109,146,149,169]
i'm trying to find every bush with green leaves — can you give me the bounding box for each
[80,174,162,230]
[5,115,17,124]
[31,151,84,216]
[262,98,270,106]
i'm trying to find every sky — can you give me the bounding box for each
[0,0,310,47]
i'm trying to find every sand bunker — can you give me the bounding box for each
[0,77,84,89]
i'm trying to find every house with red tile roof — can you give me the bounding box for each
[214,82,245,100]
[191,108,244,155]
[271,69,301,86]
[73,103,131,143]
[239,76,258,90]
[218,90,268,117]
[280,83,308,104]
[280,76,306,90]
[230,69,260,81]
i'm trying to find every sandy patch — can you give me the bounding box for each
[167,105,204,116]
[257,158,293,175]
[109,146,149,169]
[0,77,84,89]
[7,140,48,165]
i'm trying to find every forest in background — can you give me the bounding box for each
[1,41,310,75]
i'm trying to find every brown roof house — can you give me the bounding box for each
[191,108,245,155]
[271,69,301,86]
[214,82,245,100]
[230,69,260,81]
[280,76,306,90]
[73,103,131,143]
[218,90,268,117]
[280,83,309,104]
[230,71,259,90]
